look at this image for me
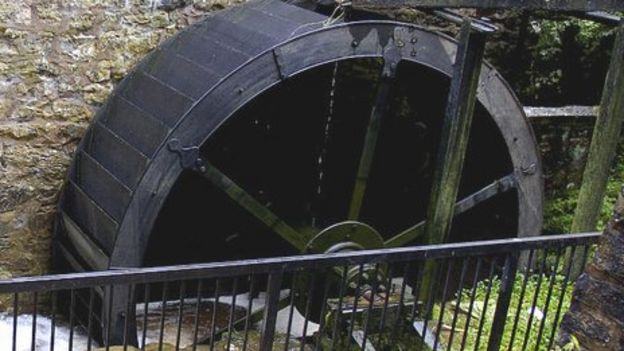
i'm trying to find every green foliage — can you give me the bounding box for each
[544,141,624,234]
[533,18,607,50]
[516,16,614,104]
[431,272,574,351]
[543,187,579,235]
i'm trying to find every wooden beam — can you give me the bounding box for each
[351,0,624,11]
[570,22,624,277]
[418,19,486,310]
[424,20,486,246]
[523,105,597,119]
[572,23,624,234]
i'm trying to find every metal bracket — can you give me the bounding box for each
[382,45,402,78]
[272,48,287,80]
[520,163,537,176]
[167,139,202,170]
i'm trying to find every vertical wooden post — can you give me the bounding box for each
[571,22,624,235]
[419,19,486,304]
[424,20,487,246]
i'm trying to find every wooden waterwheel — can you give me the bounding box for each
[53,0,543,344]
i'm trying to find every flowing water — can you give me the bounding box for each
[0,290,317,350]
[0,312,91,350]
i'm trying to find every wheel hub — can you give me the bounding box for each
[296,221,386,321]
[304,221,385,254]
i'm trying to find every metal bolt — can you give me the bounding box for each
[351,40,359,47]
[396,39,404,48]
[196,159,207,173]
[521,163,537,175]
[411,37,418,44]
[237,87,245,94]
[411,49,417,57]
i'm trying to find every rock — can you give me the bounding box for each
[157,0,187,12]
[150,11,171,28]
[82,82,114,104]
[557,189,624,350]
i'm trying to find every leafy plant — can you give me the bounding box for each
[430,272,574,351]
[544,141,624,234]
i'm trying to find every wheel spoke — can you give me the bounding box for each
[348,50,401,220]
[384,173,516,247]
[196,158,309,251]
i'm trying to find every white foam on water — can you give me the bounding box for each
[0,289,319,350]
[0,313,93,351]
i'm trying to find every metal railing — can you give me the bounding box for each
[0,232,599,351]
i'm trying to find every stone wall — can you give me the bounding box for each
[558,188,624,350]
[0,0,241,279]
[530,114,595,198]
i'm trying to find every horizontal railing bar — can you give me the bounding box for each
[0,232,600,293]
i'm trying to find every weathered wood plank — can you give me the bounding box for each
[351,0,624,11]
[424,20,486,245]
[524,105,597,118]
[572,23,624,234]
[419,19,486,310]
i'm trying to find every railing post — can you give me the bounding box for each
[259,269,284,351]
[487,253,519,351]
[572,22,624,235]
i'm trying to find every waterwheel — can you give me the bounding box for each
[53,0,543,345]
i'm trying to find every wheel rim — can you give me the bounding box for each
[144,53,534,266]
[53,6,544,342]
[53,20,541,269]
